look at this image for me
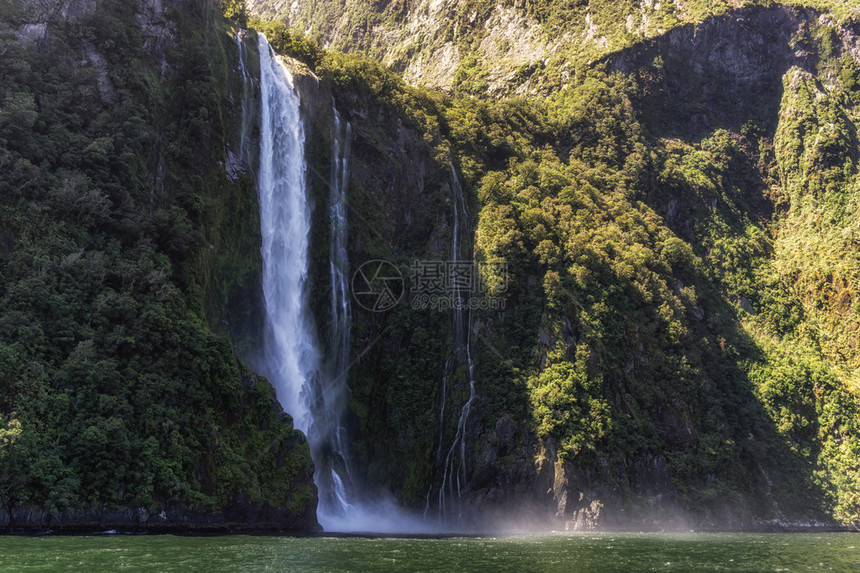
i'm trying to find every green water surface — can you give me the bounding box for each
[0,532,858,572]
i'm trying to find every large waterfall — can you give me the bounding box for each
[256,32,355,527]
[251,33,430,533]
[256,32,358,524]
[256,34,317,435]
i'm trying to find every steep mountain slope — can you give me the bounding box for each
[248,0,860,95]
[3,0,859,533]
[258,1,860,529]
[0,0,317,532]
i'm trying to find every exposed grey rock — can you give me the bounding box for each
[136,0,178,77]
[19,0,95,23]
[609,4,818,138]
[16,23,47,46]
[136,507,149,523]
[82,41,116,103]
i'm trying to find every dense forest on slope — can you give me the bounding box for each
[0,0,316,530]
[256,1,860,527]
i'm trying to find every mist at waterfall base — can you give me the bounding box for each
[249,33,445,534]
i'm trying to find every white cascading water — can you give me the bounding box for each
[427,166,477,523]
[317,105,433,533]
[235,30,254,169]
[256,31,354,524]
[257,32,357,525]
[310,107,357,527]
[253,33,431,533]
[329,108,351,364]
[256,33,318,433]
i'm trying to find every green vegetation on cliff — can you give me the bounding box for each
[0,0,316,525]
[3,0,859,531]
[254,0,860,526]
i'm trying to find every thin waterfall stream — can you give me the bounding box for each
[309,107,357,527]
[426,166,477,524]
[235,30,254,169]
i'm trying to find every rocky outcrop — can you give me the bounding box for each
[136,0,179,77]
[248,0,803,96]
[15,0,97,46]
[18,0,97,23]
[249,0,558,94]
[465,426,701,531]
[609,4,820,138]
[13,0,178,100]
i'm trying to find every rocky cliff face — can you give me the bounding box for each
[275,2,860,531]
[15,0,179,98]
[247,0,805,95]
[6,0,860,533]
[248,0,565,94]
[609,4,821,138]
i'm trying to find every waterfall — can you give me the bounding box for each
[235,30,255,169]
[253,33,432,533]
[427,166,477,524]
[310,107,357,528]
[256,33,318,432]
[328,108,352,399]
[256,33,354,526]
